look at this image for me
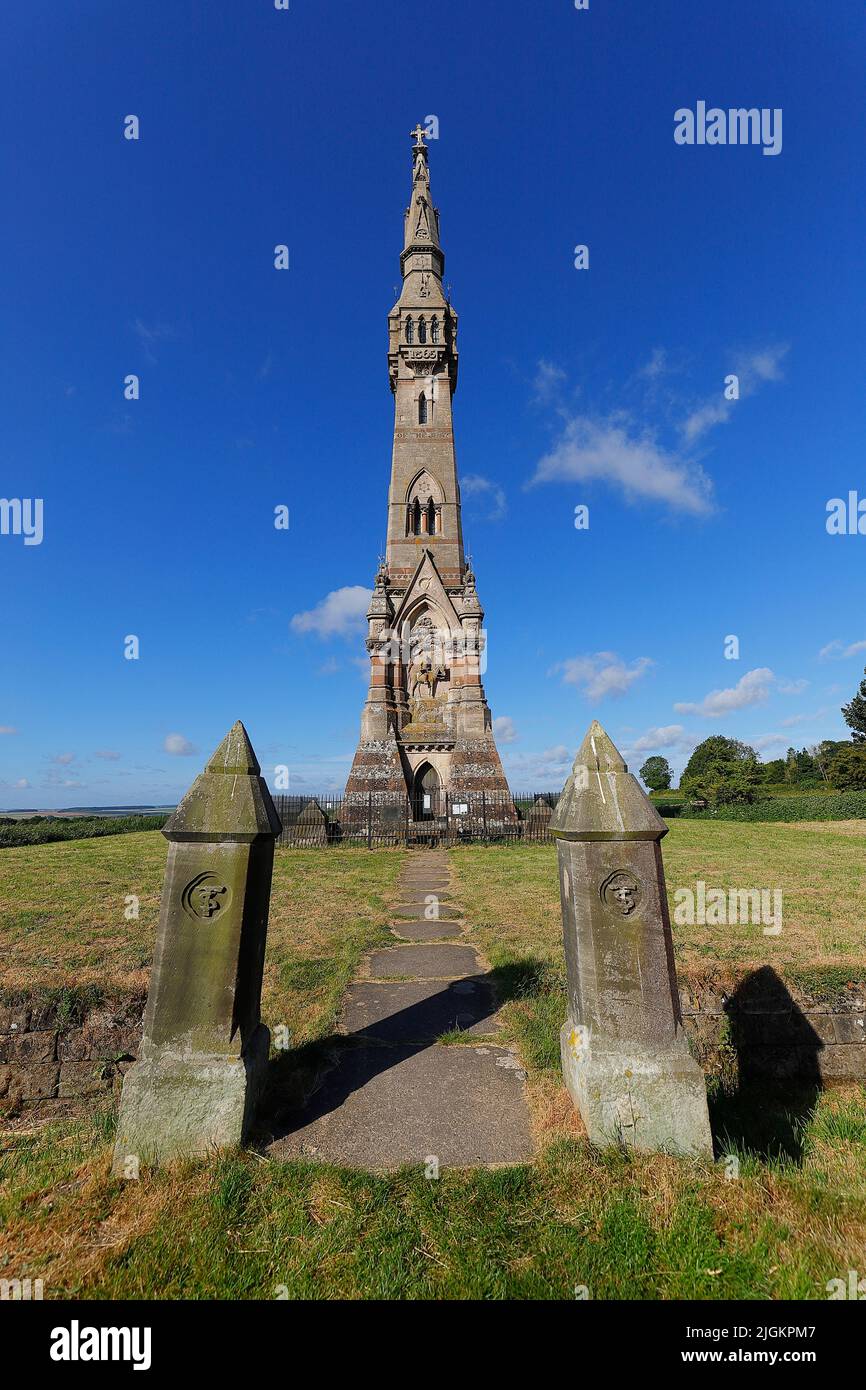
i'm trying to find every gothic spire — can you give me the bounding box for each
[401,125,444,288]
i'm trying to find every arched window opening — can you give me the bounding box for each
[431,317,440,343]
[426,498,437,535]
[410,498,422,535]
[418,392,428,425]
[405,317,414,344]
[418,317,427,344]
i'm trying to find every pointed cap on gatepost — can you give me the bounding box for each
[163,720,283,843]
[549,721,668,842]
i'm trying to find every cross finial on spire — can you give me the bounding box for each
[410,123,426,148]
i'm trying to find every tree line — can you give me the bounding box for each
[638,663,866,806]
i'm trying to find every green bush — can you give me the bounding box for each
[678,790,866,822]
[762,781,835,798]
[0,814,167,848]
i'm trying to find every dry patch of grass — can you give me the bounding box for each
[786,819,866,837]
[262,848,403,1044]
[2,1088,864,1299]
[0,833,164,995]
[451,820,866,974]
[1,830,864,1299]
[0,835,403,1046]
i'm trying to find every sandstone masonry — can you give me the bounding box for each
[344,126,512,823]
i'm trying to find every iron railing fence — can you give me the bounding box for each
[273,791,560,848]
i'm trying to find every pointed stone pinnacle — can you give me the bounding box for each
[549,721,667,842]
[207,720,260,776]
[164,720,281,842]
[584,719,627,773]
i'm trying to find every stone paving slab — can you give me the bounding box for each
[393,904,462,922]
[369,943,480,979]
[391,921,463,942]
[268,1043,532,1169]
[340,978,499,1042]
[263,854,532,1170]
[396,890,455,904]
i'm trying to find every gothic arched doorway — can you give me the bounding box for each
[412,762,440,821]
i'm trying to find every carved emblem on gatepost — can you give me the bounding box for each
[599,869,641,917]
[181,872,231,921]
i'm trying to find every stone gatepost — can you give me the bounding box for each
[549,721,713,1158]
[112,721,281,1174]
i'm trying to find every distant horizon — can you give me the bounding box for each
[0,737,838,819]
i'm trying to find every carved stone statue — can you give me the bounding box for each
[409,652,446,701]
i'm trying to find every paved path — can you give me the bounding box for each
[267,851,533,1169]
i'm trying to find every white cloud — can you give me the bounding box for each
[41,772,84,789]
[679,399,730,442]
[164,733,197,756]
[819,638,866,661]
[627,724,692,754]
[638,347,670,380]
[551,652,654,701]
[462,474,507,521]
[780,707,829,729]
[93,749,121,761]
[317,657,340,676]
[291,586,372,639]
[681,344,789,442]
[741,345,789,385]
[14,778,29,788]
[51,752,75,765]
[132,317,177,364]
[530,415,713,515]
[674,667,775,718]
[531,359,567,405]
[493,715,518,744]
[751,733,789,753]
[0,726,17,735]
[503,743,573,788]
[777,678,808,695]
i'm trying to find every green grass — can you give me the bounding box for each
[0,834,403,1044]
[2,827,865,1299]
[451,822,866,976]
[1,1089,864,1299]
[446,826,866,1095]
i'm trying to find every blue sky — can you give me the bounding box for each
[1,0,865,808]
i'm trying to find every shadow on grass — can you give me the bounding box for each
[709,967,822,1165]
[487,955,564,1003]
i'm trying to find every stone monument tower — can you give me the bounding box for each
[344,126,512,820]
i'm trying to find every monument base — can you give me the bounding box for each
[560,1020,713,1159]
[111,1023,270,1174]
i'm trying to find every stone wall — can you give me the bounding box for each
[0,998,143,1110]
[1,982,864,1112]
[680,976,866,1084]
